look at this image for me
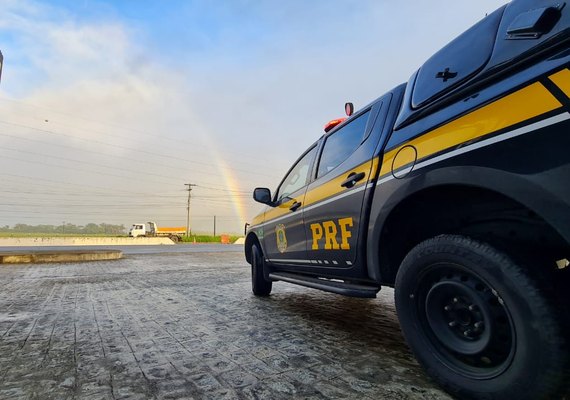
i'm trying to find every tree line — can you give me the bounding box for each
[0,223,126,235]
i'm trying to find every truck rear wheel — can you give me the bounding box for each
[251,243,272,296]
[395,235,568,400]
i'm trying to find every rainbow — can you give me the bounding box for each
[201,136,248,231]
[216,156,248,229]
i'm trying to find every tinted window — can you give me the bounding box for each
[317,111,370,178]
[276,146,317,201]
[411,8,503,108]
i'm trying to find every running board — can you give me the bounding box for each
[268,272,380,298]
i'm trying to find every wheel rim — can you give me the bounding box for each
[416,263,515,378]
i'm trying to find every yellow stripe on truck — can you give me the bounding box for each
[304,157,378,208]
[252,81,561,227]
[251,214,265,226]
[252,157,380,226]
[380,82,562,176]
[262,197,299,223]
[549,69,570,97]
[157,227,186,232]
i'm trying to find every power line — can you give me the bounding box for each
[0,96,287,173]
[0,127,280,183]
[0,130,209,178]
[0,119,282,180]
[196,184,251,194]
[0,172,175,197]
[0,173,208,198]
[0,145,185,184]
[184,183,197,236]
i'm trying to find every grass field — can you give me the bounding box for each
[180,235,241,243]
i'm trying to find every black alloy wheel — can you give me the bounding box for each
[395,235,568,400]
[419,263,514,378]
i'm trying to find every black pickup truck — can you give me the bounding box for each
[245,1,570,398]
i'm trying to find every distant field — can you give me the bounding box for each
[0,233,243,243]
[0,233,119,238]
[180,235,241,243]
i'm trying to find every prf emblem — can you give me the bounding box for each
[310,217,353,250]
[275,224,287,253]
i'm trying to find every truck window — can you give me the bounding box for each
[317,110,370,178]
[276,146,318,202]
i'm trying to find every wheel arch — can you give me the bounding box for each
[368,168,570,286]
[244,231,262,264]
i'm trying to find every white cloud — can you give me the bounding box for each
[0,0,509,232]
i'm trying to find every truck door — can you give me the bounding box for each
[262,145,318,264]
[303,97,389,267]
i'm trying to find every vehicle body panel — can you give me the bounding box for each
[244,2,570,398]
[246,1,570,285]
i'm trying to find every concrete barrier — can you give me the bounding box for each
[0,250,123,264]
[0,237,174,246]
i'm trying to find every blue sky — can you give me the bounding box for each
[0,1,507,233]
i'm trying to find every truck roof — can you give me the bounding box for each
[395,0,570,129]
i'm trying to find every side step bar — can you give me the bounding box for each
[268,272,380,298]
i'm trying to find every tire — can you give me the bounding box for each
[169,235,179,243]
[251,243,272,296]
[395,235,568,400]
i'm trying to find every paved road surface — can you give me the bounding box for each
[0,248,449,399]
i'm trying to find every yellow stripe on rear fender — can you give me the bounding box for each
[252,81,561,226]
[549,69,570,97]
[380,82,562,176]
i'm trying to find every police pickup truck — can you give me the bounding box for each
[245,1,570,399]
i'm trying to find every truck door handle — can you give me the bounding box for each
[289,201,302,212]
[341,172,366,188]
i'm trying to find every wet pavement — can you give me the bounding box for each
[0,249,450,399]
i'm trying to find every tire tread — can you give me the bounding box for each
[395,234,569,400]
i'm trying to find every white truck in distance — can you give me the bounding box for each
[128,222,186,242]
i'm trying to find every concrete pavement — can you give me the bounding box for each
[0,237,174,246]
[0,250,123,264]
[0,250,449,399]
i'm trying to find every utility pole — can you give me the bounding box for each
[213,215,216,237]
[184,184,197,237]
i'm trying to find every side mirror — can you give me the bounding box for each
[253,187,273,205]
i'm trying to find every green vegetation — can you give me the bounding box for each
[0,232,121,238]
[180,235,241,243]
[0,224,243,243]
[0,223,126,236]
